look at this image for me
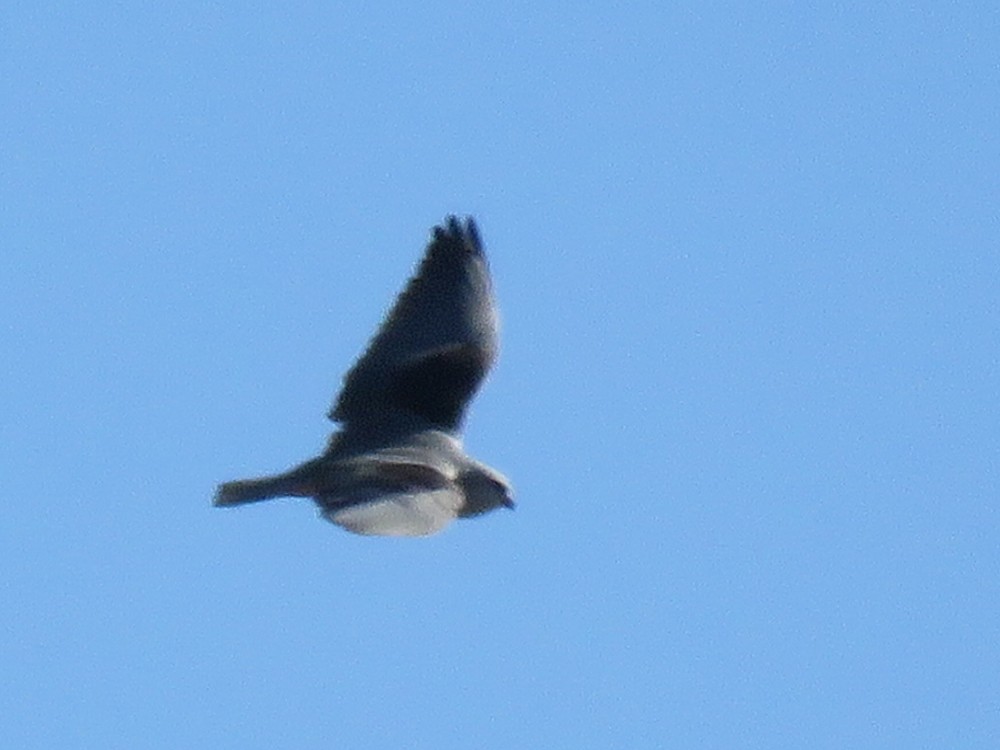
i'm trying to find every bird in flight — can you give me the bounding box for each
[215,217,513,536]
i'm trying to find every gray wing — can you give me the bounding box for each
[330,217,499,433]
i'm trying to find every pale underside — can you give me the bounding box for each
[322,487,464,536]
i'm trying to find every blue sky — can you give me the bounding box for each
[3,2,998,748]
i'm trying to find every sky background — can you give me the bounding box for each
[3,2,999,748]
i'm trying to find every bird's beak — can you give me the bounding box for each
[502,494,516,510]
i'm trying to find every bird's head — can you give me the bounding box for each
[458,463,515,517]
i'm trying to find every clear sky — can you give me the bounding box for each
[3,3,998,748]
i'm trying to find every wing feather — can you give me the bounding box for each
[330,217,498,433]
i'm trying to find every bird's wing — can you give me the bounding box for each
[330,216,499,433]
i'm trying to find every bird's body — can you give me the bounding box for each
[215,217,512,536]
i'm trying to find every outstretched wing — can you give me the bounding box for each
[330,216,499,433]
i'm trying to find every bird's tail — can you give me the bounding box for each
[214,463,320,507]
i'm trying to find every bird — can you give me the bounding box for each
[214,216,513,536]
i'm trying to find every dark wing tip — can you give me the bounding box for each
[434,215,483,256]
